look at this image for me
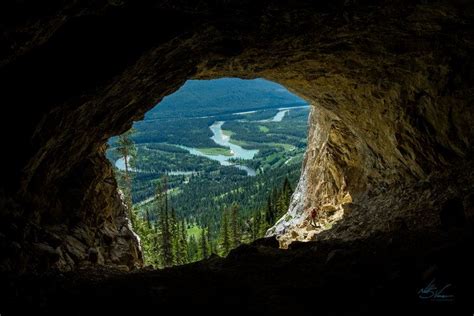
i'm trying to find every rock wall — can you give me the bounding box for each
[1,0,473,271]
[270,106,474,247]
[0,145,143,272]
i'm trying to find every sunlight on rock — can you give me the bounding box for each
[1,1,474,313]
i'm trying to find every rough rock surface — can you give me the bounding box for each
[2,228,473,315]
[0,0,474,271]
[0,145,143,272]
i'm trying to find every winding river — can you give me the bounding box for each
[116,106,309,176]
[178,121,258,176]
[115,122,258,176]
[259,105,310,122]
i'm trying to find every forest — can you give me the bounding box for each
[129,175,294,267]
[107,78,309,267]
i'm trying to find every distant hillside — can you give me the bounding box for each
[106,78,310,262]
[109,78,309,148]
[144,78,308,120]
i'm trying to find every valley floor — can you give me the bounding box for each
[2,228,473,315]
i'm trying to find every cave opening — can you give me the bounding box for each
[106,77,312,267]
[2,1,474,313]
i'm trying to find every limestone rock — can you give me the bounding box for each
[0,0,473,271]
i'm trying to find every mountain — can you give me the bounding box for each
[144,78,308,120]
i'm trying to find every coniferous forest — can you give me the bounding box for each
[109,78,308,267]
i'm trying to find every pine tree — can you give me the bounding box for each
[145,208,152,229]
[240,217,252,244]
[219,210,230,256]
[188,235,198,262]
[259,209,268,237]
[207,226,215,255]
[229,203,240,249]
[131,206,159,267]
[275,191,284,219]
[200,228,209,259]
[272,188,279,221]
[170,207,178,264]
[283,176,293,197]
[253,210,261,240]
[278,176,293,218]
[159,206,173,267]
[265,195,273,227]
[177,220,189,265]
[115,129,137,221]
[157,177,174,268]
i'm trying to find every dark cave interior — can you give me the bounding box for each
[0,0,473,315]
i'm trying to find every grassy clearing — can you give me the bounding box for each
[186,224,203,239]
[267,142,295,151]
[197,147,233,156]
[228,138,251,147]
[222,129,235,137]
[258,125,270,133]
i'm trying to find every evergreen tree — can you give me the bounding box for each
[157,177,174,267]
[200,228,209,259]
[265,195,273,227]
[132,206,159,266]
[170,207,178,264]
[159,206,173,267]
[275,191,284,219]
[240,217,252,244]
[188,235,198,262]
[115,129,136,220]
[283,176,293,198]
[145,208,152,229]
[259,177,295,235]
[177,220,189,265]
[207,226,215,255]
[258,209,268,238]
[252,210,261,240]
[275,176,293,219]
[272,188,279,221]
[219,210,230,256]
[229,203,240,249]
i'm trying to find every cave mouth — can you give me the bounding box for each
[2,1,474,313]
[106,77,311,267]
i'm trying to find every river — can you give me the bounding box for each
[178,121,258,176]
[176,106,310,174]
[115,121,258,176]
[259,105,310,122]
[115,105,309,176]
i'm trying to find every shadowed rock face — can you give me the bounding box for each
[0,0,473,272]
[2,230,474,315]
